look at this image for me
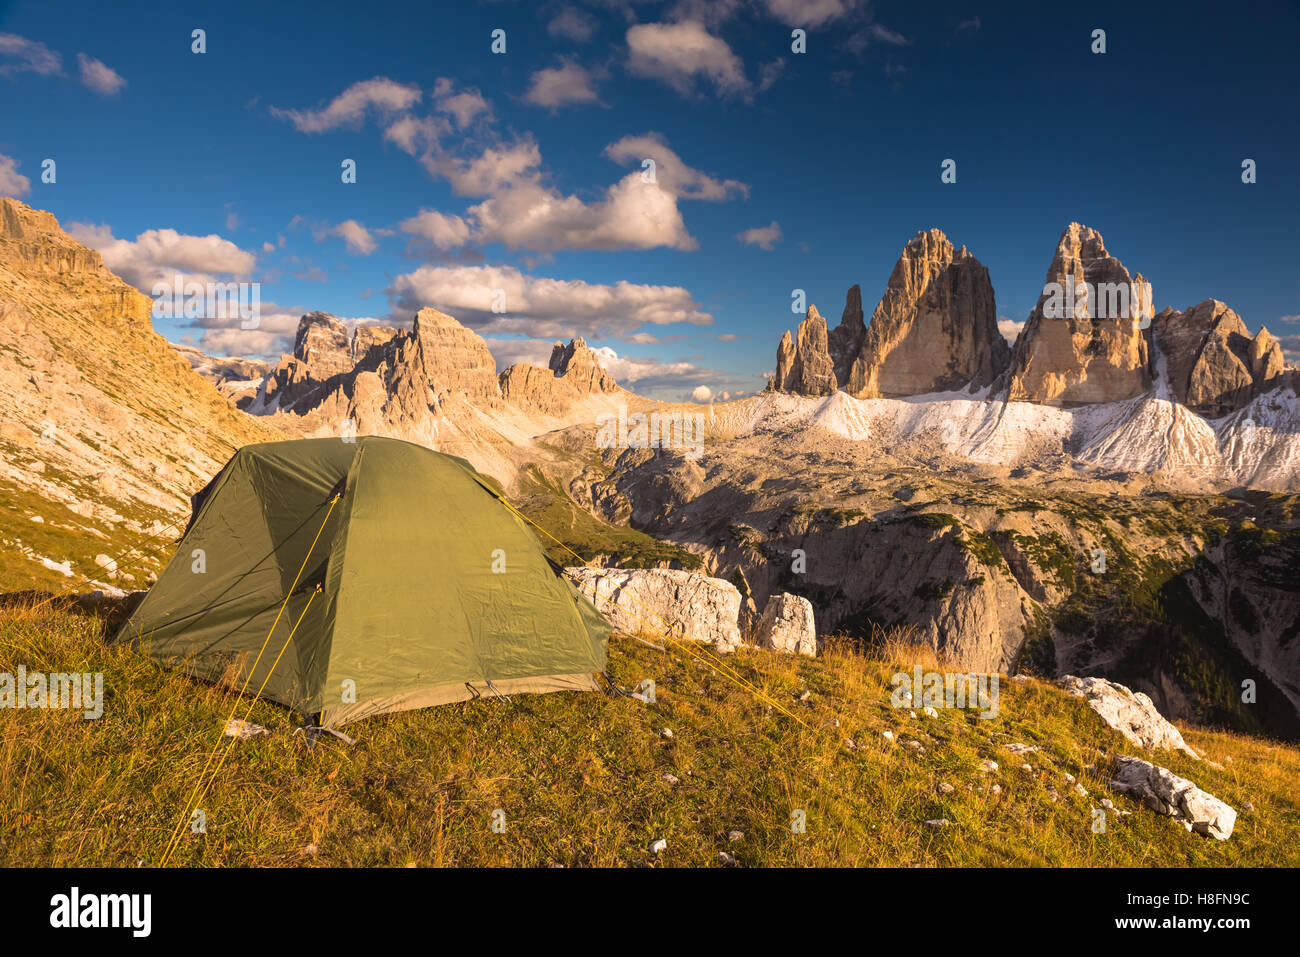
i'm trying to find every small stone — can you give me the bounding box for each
[979,759,999,772]
[990,784,1001,795]
[924,819,949,828]
[1075,783,1088,797]
[727,830,744,843]
[937,782,955,794]
[1046,788,1060,803]
[717,851,737,866]
[797,689,812,702]
[661,729,674,739]
[304,843,319,856]
[843,737,857,752]
[662,774,679,786]
[1004,742,1039,755]
[1064,773,1076,784]
[1242,801,1255,813]
[1100,798,1114,810]
[922,706,939,718]
[650,839,667,854]
[1021,763,1033,772]
[881,730,894,742]
[1012,674,1029,683]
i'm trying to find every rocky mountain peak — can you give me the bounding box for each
[827,284,865,384]
[1004,223,1152,405]
[1,196,108,277]
[1153,299,1286,416]
[773,305,837,396]
[843,228,1007,398]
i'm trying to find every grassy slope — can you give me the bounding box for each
[2,602,1297,867]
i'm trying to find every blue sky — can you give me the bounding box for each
[1,0,1297,400]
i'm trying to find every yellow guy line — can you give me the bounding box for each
[156,493,338,866]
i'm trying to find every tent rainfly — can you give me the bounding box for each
[121,437,610,727]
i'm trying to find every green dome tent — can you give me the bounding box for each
[121,437,610,728]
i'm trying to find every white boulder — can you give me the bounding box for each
[1109,756,1236,840]
[1060,675,1199,759]
[753,592,817,656]
[566,567,742,652]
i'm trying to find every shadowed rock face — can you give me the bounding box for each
[847,229,1009,398]
[1153,299,1286,417]
[827,285,865,385]
[1005,223,1152,406]
[771,229,1009,398]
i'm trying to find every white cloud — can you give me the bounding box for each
[954,17,981,35]
[604,133,748,200]
[736,221,783,251]
[469,172,696,252]
[868,24,909,45]
[548,7,598,42]
[0,153,31,197]
[691,385,714,402]
[998,317,1024,344]
[388,264,712,339]
[331,219,377,255]
[626,21,749,98]
[764,0,860,28]
[435,140,543,196]
[717,333,739,342]
[524,61,601,109]
[398,208,472,250]
[271,77,422,133]
[76,53,125,95]
[1278,314,1300,324]
[66,221,258,290]
[0,33,61,76]
[433,77,490,128]
[383,115,447,155]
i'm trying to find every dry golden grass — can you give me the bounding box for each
[2,602,1298,867]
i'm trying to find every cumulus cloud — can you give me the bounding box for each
[66,221,258,291]
[330,219,377,255]
[626,21,749,98]
[998,316,1025,344]
[604,132,748,200]
[432,77,490,128]
[76,53,125,95]
[398,208,472,251]
[548,6,598,42]
[736,221,783,251]
[764,0,861,27]
[0,33,61,76]
[387,264,712,339]
[382,114,448,155]
[471,173,695,252]
[524,61,601,109]
[0,153,31,197]
[691,385,714,402]
[271,77,422,133]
